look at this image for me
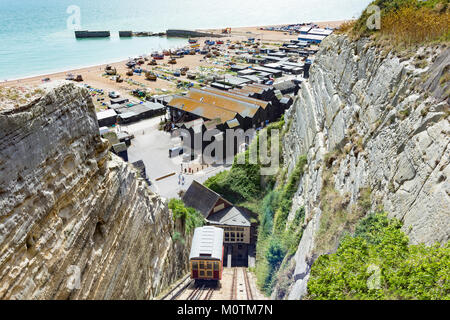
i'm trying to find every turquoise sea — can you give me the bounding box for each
[0,0,371,80]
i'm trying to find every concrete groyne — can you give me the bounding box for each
[75,30,110,38]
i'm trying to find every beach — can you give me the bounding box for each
[0,21,348,108]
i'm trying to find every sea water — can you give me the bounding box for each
[0,0,371,80]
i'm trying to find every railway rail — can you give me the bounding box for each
[187,284,215,300]
[230,267,253,300]
[160,275,192,300]
[242,267,254,300]
[231,267,238,300]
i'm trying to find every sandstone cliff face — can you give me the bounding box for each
[274,35,449,299]
[0,84,189,299]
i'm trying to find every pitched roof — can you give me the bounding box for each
[96,109,117,120]
[274,80,297,92]
[202,87,270,110]
[187,88,260,118]
[189,226,224,260]
[207,206,251,227]
[182,180,231,218]
[168,96,237,124]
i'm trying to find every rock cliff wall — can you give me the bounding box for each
[0,83,189,299]
[274,35,449,299]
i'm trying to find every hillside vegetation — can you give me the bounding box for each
[307,213,450,300]
[205,119,308,295]
[340,0,449,46]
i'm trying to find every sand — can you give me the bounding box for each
[0,20,349,110]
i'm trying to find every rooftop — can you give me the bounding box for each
[182,180,232,218]
[189,226,224,260]
[207,206,251,227]
[202,87,270,110]
[298,34,327,41]
[187,88,260,118]
[96,109,117,120]
[169,96,238,124]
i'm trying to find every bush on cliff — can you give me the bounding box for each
[168,199,205,235]
[343,0,450,45]
[255,156,308,295]
[307,212,450,300]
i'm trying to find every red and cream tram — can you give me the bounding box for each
[189,226,224,281]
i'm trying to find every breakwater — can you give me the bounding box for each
[166,29,225,38]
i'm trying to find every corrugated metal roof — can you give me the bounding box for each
[308,28,333,36]
[96,109,117,120]
[298,34,327,41]
[189,226,224,260]
[169,96,237,124]
[187,88,260,118]
[229,88,253,97]
[226,118,240,128]
[239,85,264,94]
[203,87,269,110]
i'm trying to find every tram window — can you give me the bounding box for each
[192,261,198,270]
[199,262,205,269]
[214,262,219,271]
[207,271,212,277]
[206,262,212,269]
[199,271,205,277]
[231,232,235,237]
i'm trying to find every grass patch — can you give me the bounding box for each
[315,166,372,255]
[348,0,449,48]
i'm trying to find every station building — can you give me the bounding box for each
[183,180,257,267]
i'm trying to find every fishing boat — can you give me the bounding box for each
[126,60,136,68]
[216,40,224,45]
[187,72,196,80]
[145,72,157,81]
[188,39,197,44]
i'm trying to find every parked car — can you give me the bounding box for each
[109,91,120,99]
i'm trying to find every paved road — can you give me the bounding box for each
[121,117,231,200]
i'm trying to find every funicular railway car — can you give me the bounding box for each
[189,226,224,281]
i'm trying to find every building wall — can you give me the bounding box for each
[210,225,251,244]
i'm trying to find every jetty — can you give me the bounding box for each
[75,31,110,38]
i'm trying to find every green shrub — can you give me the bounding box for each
[307,213,450,300]
[204,149,263,203]
[255,156,308,295]
[172,231,185,244]
[168,199,205,235]
[273,155,307,234]
[266,236,286,268]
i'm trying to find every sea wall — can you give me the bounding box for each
[0,83,190,299]
[273,35,449,299]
